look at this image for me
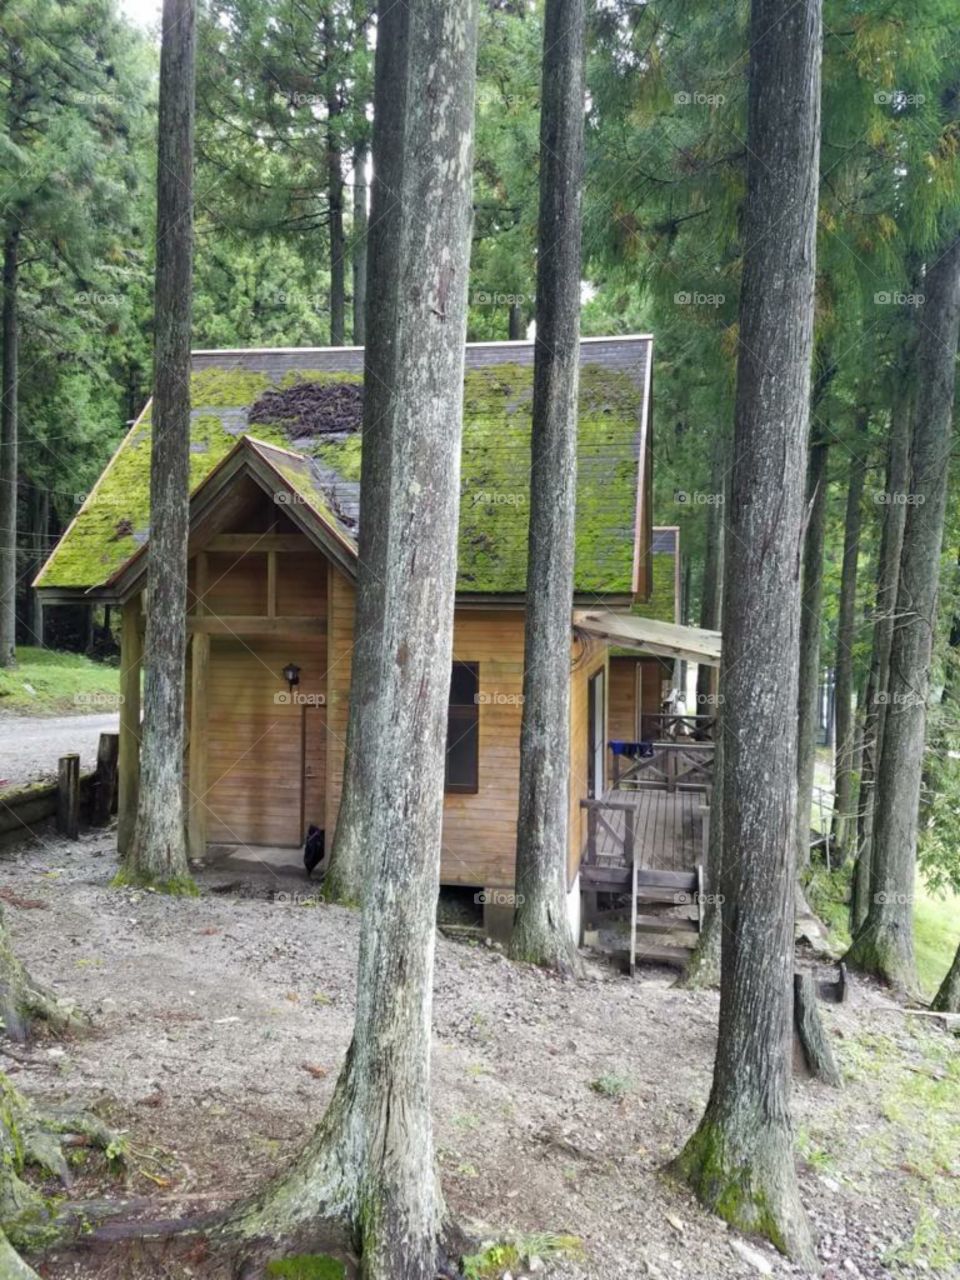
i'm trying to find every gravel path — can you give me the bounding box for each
[0,712,119,789]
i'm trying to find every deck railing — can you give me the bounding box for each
[610,740,714,792]
[639,712,716,741]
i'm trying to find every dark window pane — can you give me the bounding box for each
[446,664,479,793]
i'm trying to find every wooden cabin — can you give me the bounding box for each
[36,336,714,941]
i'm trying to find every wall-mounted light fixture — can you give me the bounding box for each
[282,662,301,691]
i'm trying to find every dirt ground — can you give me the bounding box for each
[2,825,958,1280]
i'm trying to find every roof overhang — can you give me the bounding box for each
[574,609,721,667]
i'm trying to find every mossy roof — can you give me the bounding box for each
[37,338,652,597]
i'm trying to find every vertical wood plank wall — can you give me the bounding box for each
[567,641,608,886]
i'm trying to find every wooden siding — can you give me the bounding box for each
[608,655,670,746]
[325,569,530,888]
[188,548,328,848]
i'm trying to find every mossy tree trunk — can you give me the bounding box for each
[509,0,586,975]
[832,435,867,863]
[847,234,960,991]
[230,6,479,1277]
[0,226,20,669]
[671,0,822,1265]
[852,382,912,932]
[123,0,197,891]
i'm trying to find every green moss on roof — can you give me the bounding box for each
[632,549,677,624]
[39,361,644,595]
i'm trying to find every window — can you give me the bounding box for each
[446,662,479,793]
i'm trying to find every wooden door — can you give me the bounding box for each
[587,668,606,799]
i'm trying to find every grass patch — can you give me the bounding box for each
[0,647,121,717]
[913,881,960,1000]
[589,1072,632,1099]
[462,1233,584,1279]
[265,1257,345,1280]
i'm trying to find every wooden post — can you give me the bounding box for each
[117,594,142,855]
[92,732,120,826]
[267,549,277,618]
[56,754,80,839]
[187,631,209,860]
[793,971,843,1087]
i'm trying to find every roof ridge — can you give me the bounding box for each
[190,334,654,357]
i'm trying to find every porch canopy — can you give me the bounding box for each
[574,609,721,667]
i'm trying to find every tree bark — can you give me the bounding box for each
[231,6,479,1275]
[0,227,20,668]
[832,437,867,862]
[695,427,726,714]
[325,15,346,348]
[122,0,196,890]
[932,935,960,1012]
[670,0,822,1264]
[852,386,912,931]
[0,903,82,1042]
[509,0,585,975]
[795,436,829,871]
[28,485,47,646]
[847,234,960,990]
[352,140,368,347]
[508,302,524,340]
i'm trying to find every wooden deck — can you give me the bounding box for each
[582,787,704,877]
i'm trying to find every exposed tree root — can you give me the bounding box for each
[0,1070,123,1275]
[668,1111,817,1271]
[0,904,87,1042]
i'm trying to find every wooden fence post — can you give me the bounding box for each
[117,595,142,855]
[92,732,119,826]
[57,754,80,839]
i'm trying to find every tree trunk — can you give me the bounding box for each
[679,727,722,988]
[932,936,960,1012]
[795,436,829,871]
[231,6,479,1275]
[847,234,960,990]
[508,301,524,340]
[670,0,822,1264]
[833,438,867,862]
[28,485,47,646]
[852,386,912,931]
[509,0,585,975]
[326,17,346,348]
[695,427,726,714]
[122,0,196,891]
[352,140,368,347]
[0,227,20,668]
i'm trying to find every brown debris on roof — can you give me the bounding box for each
[249,380,363,439]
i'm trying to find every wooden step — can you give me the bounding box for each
[633,914,698,935]
[589,941,693,970]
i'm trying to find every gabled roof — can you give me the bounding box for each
[36,336,653,600]
[105,436,359,598]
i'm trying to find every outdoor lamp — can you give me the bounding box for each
[283,662,301,691]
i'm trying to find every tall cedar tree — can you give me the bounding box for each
[509,0,585,973]
[122,0,197,889]
[219,4,479,1275]
[670,0,822,1263]
[847,233,960,990]
[0,228,18,666]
